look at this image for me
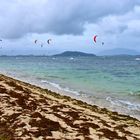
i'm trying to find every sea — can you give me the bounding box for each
[0,55,140,119]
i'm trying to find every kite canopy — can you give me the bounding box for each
[93,35,97,43]
[34,40,37,44]
[47,39,52,44]
[0,39,2,41]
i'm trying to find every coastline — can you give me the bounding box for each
[2,70,140,120]
[0,74,140,139]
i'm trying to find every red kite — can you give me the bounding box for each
[93,35,97,43]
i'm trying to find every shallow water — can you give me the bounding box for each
[0,55,140,119]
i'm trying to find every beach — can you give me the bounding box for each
[0,74,140,140]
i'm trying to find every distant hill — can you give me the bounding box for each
[53,51,96,57]
[98,48,140,56]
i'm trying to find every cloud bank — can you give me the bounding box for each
[0,0,140,39]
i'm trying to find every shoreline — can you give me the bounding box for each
[2,71,140,120]
[0,74,140,139]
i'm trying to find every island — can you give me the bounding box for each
[52,51,96,57]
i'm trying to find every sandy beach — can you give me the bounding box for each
[0,74,140,140]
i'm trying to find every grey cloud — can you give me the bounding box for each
[0,0,140,39]
[98,5,140,36]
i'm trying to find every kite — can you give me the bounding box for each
[34,39,52,47]
[93,35,104,46]
[93,35,97,43]
[34,40,37,44]
[47,39,52,45]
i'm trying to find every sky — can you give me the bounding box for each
[0,0,140,55]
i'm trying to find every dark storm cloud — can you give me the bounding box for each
[0,0,140,39]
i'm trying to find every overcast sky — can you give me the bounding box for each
[0,0,140,55]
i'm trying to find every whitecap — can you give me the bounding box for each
[135,58,140,61]
[41,80,80,96]
[106,96,140,111]
[69,57,74,60]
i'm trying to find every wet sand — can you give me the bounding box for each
[0,74,140,140]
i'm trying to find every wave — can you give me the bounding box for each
[69,57,74,60]
[129,91,140,96]
[106,96,140,111]
[40,80,80,96]
[135,58,140,61]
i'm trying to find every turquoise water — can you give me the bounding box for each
[0,56,140,118]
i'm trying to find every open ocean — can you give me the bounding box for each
[0,55,140,119]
